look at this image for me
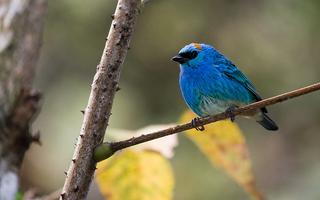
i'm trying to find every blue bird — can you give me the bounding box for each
[172,43,278,131]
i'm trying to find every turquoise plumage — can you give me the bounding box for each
[172,43,278,131]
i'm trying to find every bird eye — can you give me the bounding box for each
[179,51,198,60]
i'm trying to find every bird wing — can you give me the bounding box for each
[216,60,268,113]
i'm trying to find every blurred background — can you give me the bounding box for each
[21,0,320,199]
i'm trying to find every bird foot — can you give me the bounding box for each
[225,105,238,122]
[191,117,205,131]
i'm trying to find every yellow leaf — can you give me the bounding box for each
[96,150,174,200]
[181,111,264,200]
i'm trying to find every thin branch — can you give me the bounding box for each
[23,188,61,200]
[94,82,320,161]
[60,0,141,199]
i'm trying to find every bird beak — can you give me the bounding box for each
[171,55,189,64]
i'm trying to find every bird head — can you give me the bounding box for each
[172,43,217,67]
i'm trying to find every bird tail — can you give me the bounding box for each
[256,113,279,131]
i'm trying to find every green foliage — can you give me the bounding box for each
[15,192,23,200]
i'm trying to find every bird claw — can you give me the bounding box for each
[191,117,205,131]
[225,105,238,122]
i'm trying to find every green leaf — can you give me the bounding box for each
[15,192,23,200]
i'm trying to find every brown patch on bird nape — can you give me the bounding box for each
[192,43,202,50]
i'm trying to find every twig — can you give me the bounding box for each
[94,82,320,161]
[39,188,61,200]
[60,0,141,199]
[23,188,61,200]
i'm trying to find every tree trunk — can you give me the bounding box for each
[0,0,47,199]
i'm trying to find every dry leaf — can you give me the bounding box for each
[181,111,264,200]
[107,125,178,159]
[134,125,178,158]
[96,150,174,200]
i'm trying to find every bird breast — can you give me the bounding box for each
[199,96,235,116]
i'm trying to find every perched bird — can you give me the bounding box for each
[172,43,278,131]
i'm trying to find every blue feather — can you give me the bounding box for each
[173,43,278,131]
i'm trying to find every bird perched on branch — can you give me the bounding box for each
[172,43,278,131]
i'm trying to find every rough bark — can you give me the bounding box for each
[60,0,141,199]
[0,0,47,199]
